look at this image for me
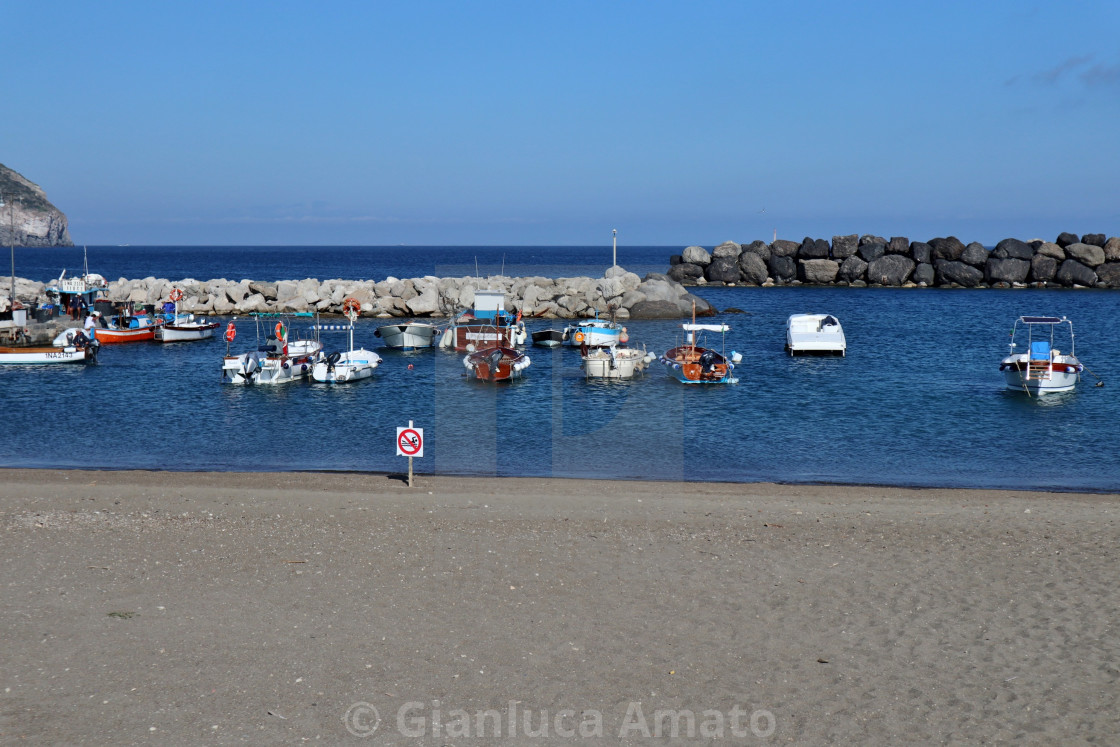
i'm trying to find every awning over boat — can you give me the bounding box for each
[682,324,730,332]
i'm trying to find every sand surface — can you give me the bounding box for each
[1,469,1118,745]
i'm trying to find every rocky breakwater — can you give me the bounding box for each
[668,232,1120,289]
[75,266,714,319]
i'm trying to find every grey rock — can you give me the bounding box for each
[768,254,797,282]
[618,290,647,308]
[859,234,887,246]
[769,239,801,258]
[831,234,858,259]
[910,242,932,264]
[249,281,278,299]
[1065,242,1105,267]
[668,263,704,283]
[1056,232,1079,248]
[867,254,915,286]
[1030,255,1058,283]
[738,252,768,284]
[857,242,885,262]
[929,237,967,261]
[799,259,840,284]
[1105,237,1120,262]
[669,254,682,266]
[406,285,440,315]
[887,236,910,254]
[961,242,988,267]
[1055,259,1097,286]
[629,299,687,319]
[912,262,935,286]
[985,257,1030,284]
[1035,242,1065,260]
[705,257,741,283]
[1081,233,1106,247]
[1095,262,1120,287]
[681,246,712,265]
[798,237,830,259]
[742,240,771,261]
[934,259,984,287]
[711,241,742,259]
[991,238,1034,261]
[838,255,868,283]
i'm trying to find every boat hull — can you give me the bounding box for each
[999,357,1081,394]
[221,352,319,385]
[0,345,95,364]
[565,322,621,348]
[531,330,565,348]
[441,323,525,352]
[155,322,219,342]
[659,346,738,384]
[785,314,846,356]
[464,346,530,382]
[311,349,381,383]
[582,349,646,379]
[375,323,440,350]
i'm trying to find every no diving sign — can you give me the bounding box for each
[396,426,424,458]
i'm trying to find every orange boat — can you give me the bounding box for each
[463,346,531,381]
[89,310,162,344]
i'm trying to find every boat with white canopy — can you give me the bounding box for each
[658,305,741,384]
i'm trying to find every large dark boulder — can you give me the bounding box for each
[742,240,770,262]
[669,254,683,266]
[770,239,800,258]
[859,234,887,246]
[798,259,840,284]
[912,262,935,285]
[1056,232,1079,248]
[1055,259,1097,286]
[992,238,1034,261]
[857,242,886,263]
[1081,233,1106,247]
[838,255,868,283]
[798,237,831,259]
[1096,263,1120,287]
[929,236,967,261]
[934,259,984,287]
[629,300,685,319]
[867,254,915,286]
[960,242,988,267]
[1030,255,1058,283]
[910,241,932,264]
[705,257,740,283]
[985,257,1030,284]
[738,252,768,284]
[887,236,910,254]
[832,234,858,259]
[1065,242,1105,267]
[667,262,704,283]
[768,254,797,282]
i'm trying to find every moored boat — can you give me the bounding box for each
[311,303,382,383]
[375,321,441,350]
[786,313,846,356]
[999,315,1084,395]
[221,313,324,385]
[531,328,565,348]
[582,345,652,380]
[463,346,530,382]
[89,308,162,344]
[659,305,740,384]
[0,328,99,365]
[564,316,624,348]
[439,290,526,351]
[154,288,219,342]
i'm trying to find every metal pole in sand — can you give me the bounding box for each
[408,420,414,489]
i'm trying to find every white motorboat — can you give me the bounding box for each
[154,289,219,342]
[311,314,381,383]
[564,316,625,348]
[582,346,652,380]
[999,316,1084,395]
[375,321,441,350]
[221,314,324,385]
[786,314,846,356]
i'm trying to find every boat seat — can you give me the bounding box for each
[1029,341,1051,361]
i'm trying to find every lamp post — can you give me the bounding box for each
[612,229,617,268]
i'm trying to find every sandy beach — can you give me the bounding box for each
[1,469,1117,745]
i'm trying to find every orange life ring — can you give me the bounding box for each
[275,321,284,338]
[225,322,236,342]
[168,288,184,302]
[342,297,361,316]
[574,331,585,343]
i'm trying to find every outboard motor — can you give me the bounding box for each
[326,350,342,371]
[485,348,505,379]
[699,349,717,374]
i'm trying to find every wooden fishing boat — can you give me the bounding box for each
[658,304,740,384]
[0,328,99,365]
[463,346,530,382]
[439,290,526,351]
[154,289,219,342]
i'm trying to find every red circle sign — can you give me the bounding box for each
[398,428,423,456]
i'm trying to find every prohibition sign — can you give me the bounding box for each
[396,427,423,457]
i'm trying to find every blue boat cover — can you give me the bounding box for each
[1030,341,1051,360]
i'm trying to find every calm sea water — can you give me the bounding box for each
[3,246,1119,492]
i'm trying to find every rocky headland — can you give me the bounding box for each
[0,163,73,247]
[669,232,1120,288]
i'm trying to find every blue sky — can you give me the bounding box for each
[4,1,1118,246]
